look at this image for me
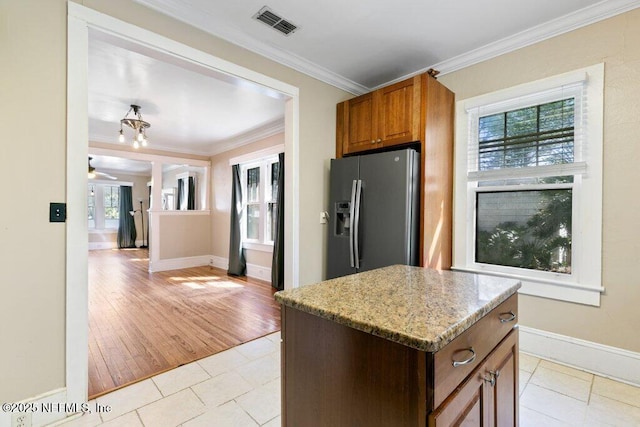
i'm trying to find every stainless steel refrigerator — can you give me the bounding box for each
[326,148,420,279]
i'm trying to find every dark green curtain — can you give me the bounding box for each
[117,186,137,248]
[271,153,285,290]
[228,165,246,276]
[188,176,195,210]
[176,178,184,210]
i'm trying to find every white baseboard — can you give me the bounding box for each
[149,255,210,272]
[519,326,640,387]
[88,241,146,251]
[246,263,272,282]
[210,255,228,270]
[209,256,271,282]
[0,388,68,427]
[88,241,116,250]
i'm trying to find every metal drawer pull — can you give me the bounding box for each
[452,348,476,367]
[499,311,516,323]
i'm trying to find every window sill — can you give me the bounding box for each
[451,266,603,306]
[243,241,274,253]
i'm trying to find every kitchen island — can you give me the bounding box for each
[274,265,521,427]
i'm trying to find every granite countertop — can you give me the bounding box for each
[274,265,521,352]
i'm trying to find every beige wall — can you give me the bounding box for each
[0,0,349,401]
[210,133,284,269]
[0,0,68,402]
[158,214,211,259]
[439,9,640,353]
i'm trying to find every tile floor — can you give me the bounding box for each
[55,334,640,427]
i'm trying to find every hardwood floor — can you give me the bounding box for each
[88,248,281,399]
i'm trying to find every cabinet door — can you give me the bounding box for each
[377,76,421,147]
[343,92,377,154]
[486,329,519,427]
[429,329,518,427]
[428,371,489,427]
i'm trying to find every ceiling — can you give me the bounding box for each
[89,0,640,170]
[89,155,151,178]
[135,0,640,92]
[88,31,287,159]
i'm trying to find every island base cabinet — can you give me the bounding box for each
[280,295,519,427]
[428,329,519,427]
[281,306,427,427]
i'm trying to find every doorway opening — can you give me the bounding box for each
[68,2,299,403]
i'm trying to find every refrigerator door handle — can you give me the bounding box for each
[353,179,363,269]
[349,180,357,268]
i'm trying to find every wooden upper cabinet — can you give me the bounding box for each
[345,92,376,153]
[377,76,421,147]
[341,76,421,155]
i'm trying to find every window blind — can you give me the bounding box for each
[466,78,588,181]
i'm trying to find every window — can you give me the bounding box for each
[453,64,604,306]
[241,155,280,249]
[88,184,121,230]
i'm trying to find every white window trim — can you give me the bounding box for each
[238,151,282,250]
[88,181,132,231]
[453,63,604,306]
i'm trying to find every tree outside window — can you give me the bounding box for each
[474,99,575,274]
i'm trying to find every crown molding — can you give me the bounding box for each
[209,119,285,157]
[134,0,369,95]
[89,133,214,157]
[91,118,284,158]
[378,0,640,88]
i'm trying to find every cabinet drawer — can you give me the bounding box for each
[429,329,519,427]
[432,294,517,409]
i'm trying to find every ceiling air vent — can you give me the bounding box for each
[253,6,299,36]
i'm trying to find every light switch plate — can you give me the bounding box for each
[49,202,67,222]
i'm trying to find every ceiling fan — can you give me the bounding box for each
[88,157,118,180]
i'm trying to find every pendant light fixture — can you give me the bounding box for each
[119,104,150,149]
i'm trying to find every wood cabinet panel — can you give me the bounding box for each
[429,329,519,427]
[421,74,454,270]
[345,92,376,153]
[486,328,519,427]
[428,373,488,427]
[282,306,427,427]
[281,297,518,427]
[377,76,420,146]
[432,295,518,409]
[340,76,421,155]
